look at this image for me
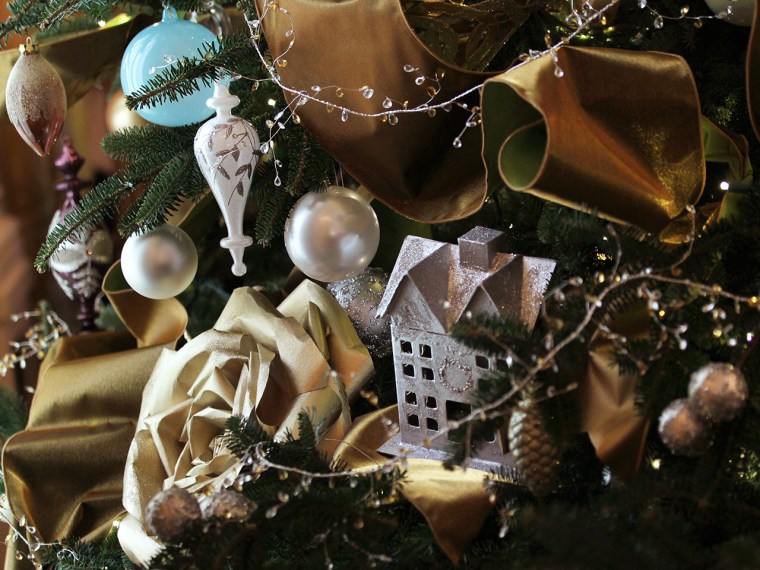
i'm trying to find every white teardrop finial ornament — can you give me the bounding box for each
[194,82,260,276]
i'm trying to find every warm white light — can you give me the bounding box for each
[720,181,730,191]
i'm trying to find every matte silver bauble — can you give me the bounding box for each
[203,490,255,522]
[688,362,748,423]
[144,487,201,542]
[284,186,380,283]
[121,225,198,300]
[705,0,754,26]
[658,398,711,456]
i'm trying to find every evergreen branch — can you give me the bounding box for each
[0,0,43,44]
[101,124,198,163]
[124,33,255,110]
[117,151,207,236]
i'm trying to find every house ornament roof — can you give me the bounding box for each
[376,227,556,334]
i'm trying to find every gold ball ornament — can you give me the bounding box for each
[144,487,202,541]
[688,363,748,423]
[658,398,711,456]
[203,490,255,522]
[105,88,147,132]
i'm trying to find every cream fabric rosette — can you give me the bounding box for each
[118,281,374,565]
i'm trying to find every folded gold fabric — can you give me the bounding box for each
[334,407,493,566]
[119,281,374,566]
[482,46,705,233]
[748,0,760,140]
[1,268,186,554]
[256,0,502,223]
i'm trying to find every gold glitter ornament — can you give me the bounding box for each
[144,487,202,541]
[658,398,711,456]
[507,401,560,497]
[688,363,749,423]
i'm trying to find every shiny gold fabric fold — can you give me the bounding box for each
[482,46,705,233]
[334,407,493,566]
[0,14,151,119]
[255,0,498,222]
[748,0,760,141]
[119,281,374,567]
[577,309,651,481]
[1,271,186,551]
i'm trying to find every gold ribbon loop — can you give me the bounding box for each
[482,46,705,233]
[256,0,499,222]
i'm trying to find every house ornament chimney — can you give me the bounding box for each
[457,226,507,271]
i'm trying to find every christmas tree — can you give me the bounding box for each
[1,0,760,568]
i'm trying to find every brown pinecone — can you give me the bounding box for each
[507,401,560,497]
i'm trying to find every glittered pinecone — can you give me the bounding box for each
[508,402,560,497]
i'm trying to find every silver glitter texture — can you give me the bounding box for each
[203,489,255,522]
[327,267,391,357]
[376,227,556,470]
[144,486,202,541]
[688,362,748,423]
[658,398,711,456]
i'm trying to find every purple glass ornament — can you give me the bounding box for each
[47,138,114,331]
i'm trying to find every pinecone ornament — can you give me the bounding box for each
[508,401,560,497]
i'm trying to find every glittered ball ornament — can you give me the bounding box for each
[658,398,711,456]
[5,40,66,156]
[688,363,748,423]
[203,490,255,522]
[326,267,391,356]
[121,225,198,300]
[144,487,202,541]
[284,186,380,283]
[120,7,226,127]
[705,0,754,26]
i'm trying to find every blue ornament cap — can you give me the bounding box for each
[120,7,229,127]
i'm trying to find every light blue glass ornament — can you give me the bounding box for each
[120,7,227,127]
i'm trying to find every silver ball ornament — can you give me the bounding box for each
[144,487,202,541]
[704,0,754,26]
[203,490,255,522]
[688,363,748,423]
[658,398,711,456]
[326,267,391,356]
[121,225,198,299]
[284,186,380,283]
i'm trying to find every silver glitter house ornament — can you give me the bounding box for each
[376,227,556,470]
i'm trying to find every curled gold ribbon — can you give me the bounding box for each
[256,0,501,223]
[482,46,705,233]
[1,264,186,550]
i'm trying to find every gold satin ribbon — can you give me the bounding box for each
[256,0,499,223]
[482,46,705,233]
[334,407,493,566]
[748,0,760,141]
[119,281,373,566]
[0,14,150,119]
[1,265,186,552]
